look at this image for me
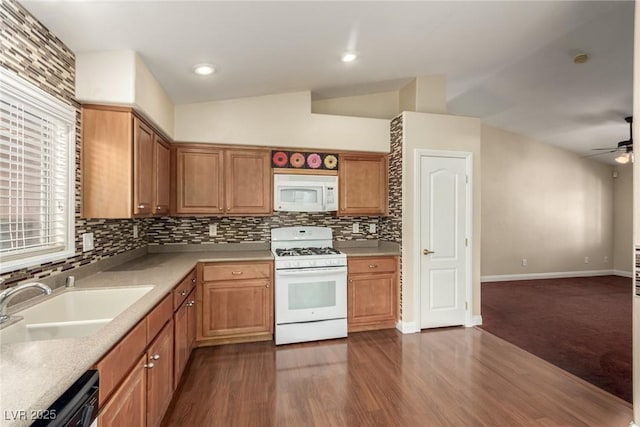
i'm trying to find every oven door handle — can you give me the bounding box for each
[276,266,347,276]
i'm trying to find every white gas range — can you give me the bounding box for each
[271,226,348,345]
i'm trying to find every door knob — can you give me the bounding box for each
[423,249,435,255]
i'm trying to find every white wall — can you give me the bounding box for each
[402,111,482,323]
[134,54,175,137]
[76,50,175,138]
[481,124,614,278]
[175,91,390,152]
[76,50,135,105]
[613,164,633,275]
[311,91,400,119]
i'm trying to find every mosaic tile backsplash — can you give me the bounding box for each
[380,115,403,244]
[148,213,381,244]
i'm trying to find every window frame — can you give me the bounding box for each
[0,67,76,273]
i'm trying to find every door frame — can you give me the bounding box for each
[413,149,474,330]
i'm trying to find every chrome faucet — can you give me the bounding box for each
[0,282,52,324]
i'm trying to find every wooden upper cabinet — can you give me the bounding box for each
[133,117,154,216]
[225,149,271,214]
[174,145,272,216]
[153,136,171,216]
[175,146,224,214]
[82,105,172,219]
[338,153,388,216]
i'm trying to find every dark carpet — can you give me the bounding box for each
[479,275,632,402]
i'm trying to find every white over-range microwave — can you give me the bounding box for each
[274,174,338,212]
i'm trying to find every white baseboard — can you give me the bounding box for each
[466,315,482,327]
[628,421,638,427]
[396,320,419,334]
[614,270,633,278]
[481,269,616,282]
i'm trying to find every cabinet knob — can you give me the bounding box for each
[191,278,196,283]
[368,264,378,268]
[349,279,353,284]
[231,271,243,275]
[151,354,160,360]
[265,284,269,288]
[219,207,223,211]
[155,206,162,211]
[179,290,188,296]
[186,301,195,307]
[144,362,155,369]
[138,204,145,209]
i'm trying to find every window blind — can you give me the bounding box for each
[0,68,75,272]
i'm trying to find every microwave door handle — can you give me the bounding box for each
[322,184,327,210]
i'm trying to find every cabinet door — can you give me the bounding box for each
[176,147,224,214]
[133,117,154,216]
[348,273,397,330]
[153,137,171,215]
[186,289,197,351]
[173,302,189,390]
[199,279,272,338]
[98,354,147,427]
[224,149,272,214]
[338,154,388,216]
[146,320,174,427]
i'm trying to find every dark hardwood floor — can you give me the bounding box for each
[161,328,631,427]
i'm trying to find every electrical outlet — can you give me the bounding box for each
[521,258,527,267]
[133,224,139,239]
[584,256,589,264]
[209,224,217,237]
[82,232,94,252]
[604,256,609,263]
[352,223,360,234]
[369,223,376,233]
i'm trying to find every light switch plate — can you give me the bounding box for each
[369,223,376,233]
[133,225,139,238]
[209,224,217,237]
[352,223,360,234]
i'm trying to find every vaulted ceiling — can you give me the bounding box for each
[21,1,634,163]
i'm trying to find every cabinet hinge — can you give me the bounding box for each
[465,238,468,247]
[465,301,468,310]
[466,175,469,184]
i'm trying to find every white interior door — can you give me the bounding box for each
[420,155,468,329]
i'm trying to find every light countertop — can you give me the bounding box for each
[0,249,272,427]
[0,240,400,426]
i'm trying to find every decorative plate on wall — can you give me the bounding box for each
[271,150,339,170]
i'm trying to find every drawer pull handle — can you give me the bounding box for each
[179,290,188,296]
[144,362,155,369]
[368,264,378,268]
[151,354,160,360]
[231,271,243,275]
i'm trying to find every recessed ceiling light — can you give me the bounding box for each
[341,53,357,63]
[192,63,216,76]
[573,53,589,64]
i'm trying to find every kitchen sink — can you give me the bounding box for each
[0,286,154,345]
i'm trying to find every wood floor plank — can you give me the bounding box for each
[161,327,632,427]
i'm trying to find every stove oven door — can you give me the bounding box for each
[275,266,347,325]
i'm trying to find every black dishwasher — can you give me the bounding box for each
[32,370,99,427]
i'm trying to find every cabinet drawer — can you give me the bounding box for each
[97,319,147,405]
[201,262,272,282]
[173,269,196,311]
[348,256,397,274]
[147,294,172,343]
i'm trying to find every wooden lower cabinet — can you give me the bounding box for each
[173,289,195,388]
[146,320,174,427]
[197,261,273,346]
[347,256,399,332]
[98,354,147,427]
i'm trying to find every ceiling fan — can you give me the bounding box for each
[589,116,634,164]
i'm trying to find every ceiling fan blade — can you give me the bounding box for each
[583,150,619,158]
